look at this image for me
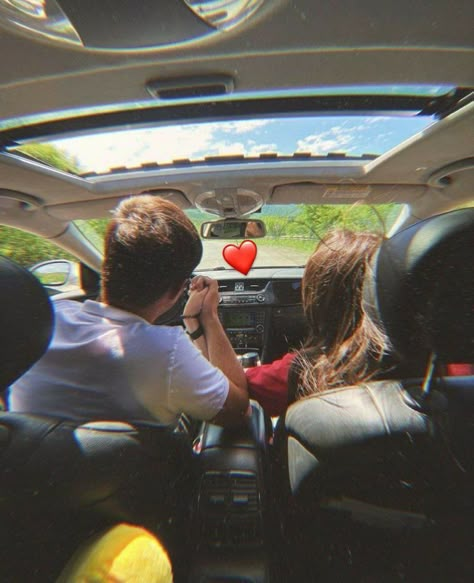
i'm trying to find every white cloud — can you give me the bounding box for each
[364,117,389,125]
[47,115,427,173]
[215,120,271,134]
[296,126,354,154]
[55,124,221,173]
[204,140,277,157]
[295,118,396,155]
[209,141,246,156]
[54,122,276,173]
[247,143,277,156]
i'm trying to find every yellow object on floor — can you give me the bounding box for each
[57,523,173,583]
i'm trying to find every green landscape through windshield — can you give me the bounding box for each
[76,204,401,270]
[0,204,401,270]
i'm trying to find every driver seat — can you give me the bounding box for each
[279,209,474,581]
[0,255,195,581]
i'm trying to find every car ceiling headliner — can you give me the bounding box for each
[0,0,473,242]
[0,0,473,121]
[1,100,472,211]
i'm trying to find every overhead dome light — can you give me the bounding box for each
[184,0,264,31]
[196,188,263,218]
[0,0,266,51]
[0,0,82,46]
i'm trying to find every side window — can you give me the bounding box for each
[0,225,79,294]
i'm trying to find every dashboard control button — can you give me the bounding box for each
[256,294,265,302]
[209,493,226,505]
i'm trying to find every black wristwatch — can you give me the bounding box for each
[186,323,204,341]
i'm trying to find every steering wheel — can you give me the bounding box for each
[153,278,191,326]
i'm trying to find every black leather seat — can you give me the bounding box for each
[0,255,54,392]
[280,209,474,581]
[0,256,195,581]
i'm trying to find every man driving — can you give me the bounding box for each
[9,195,249,427]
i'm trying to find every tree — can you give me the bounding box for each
[0,226,75,267]
[1,143,96,267]
[264,216,289,237]
[16,143,81,174]
[298,204,399,237]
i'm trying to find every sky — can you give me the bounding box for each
[46,115,434,174]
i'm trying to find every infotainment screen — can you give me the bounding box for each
[223,311,256,328]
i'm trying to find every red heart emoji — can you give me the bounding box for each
[222,240,257,275]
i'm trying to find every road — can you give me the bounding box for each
[199,240,309,270]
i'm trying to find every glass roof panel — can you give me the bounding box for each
[8,114,434,176]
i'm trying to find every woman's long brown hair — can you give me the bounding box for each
[296,229,390,397]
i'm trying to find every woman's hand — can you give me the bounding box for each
[190,276,219,323]
[183,285,208,318]
[201,279,219,322]
[189,276,212,292]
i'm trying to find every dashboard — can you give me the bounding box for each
[52,266,308,364]
[197,268,308,364]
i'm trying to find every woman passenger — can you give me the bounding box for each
[246,230,390,415]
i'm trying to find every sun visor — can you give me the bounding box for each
[271,183,426,204]
[45,190,190,220]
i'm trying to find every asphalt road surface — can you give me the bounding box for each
[199,240,309,270]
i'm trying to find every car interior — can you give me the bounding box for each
[0,1,473,581]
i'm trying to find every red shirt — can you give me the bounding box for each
[245,353,296,416]
[446,364,474,375]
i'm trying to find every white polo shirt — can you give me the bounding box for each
[8,300,229,425]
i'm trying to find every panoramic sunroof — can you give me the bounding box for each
[8,115,434,177]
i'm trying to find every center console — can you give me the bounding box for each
[190,401,272,582]
[218,280,270,357]
[212,272,306,364]
[218,308,266,355]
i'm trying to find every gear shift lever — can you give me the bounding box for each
[240,351,260,368]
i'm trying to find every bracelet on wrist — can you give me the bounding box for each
[182,312,201,319]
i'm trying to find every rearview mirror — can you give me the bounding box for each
[200,219,266,239]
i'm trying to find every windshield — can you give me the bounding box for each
[76,203,403,271]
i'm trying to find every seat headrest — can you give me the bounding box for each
[372,208,474,363]
[0,256,53,389]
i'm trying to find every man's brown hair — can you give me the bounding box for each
[101,195,202,310]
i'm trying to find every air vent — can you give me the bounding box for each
[218,281,235,292]
[198,471,262,548]
[219,280,268,293]
[200,473,229,512]
[199,472,259,514]
[245,280,267,292]
[230,475,259,513]
[272,280,302,304]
